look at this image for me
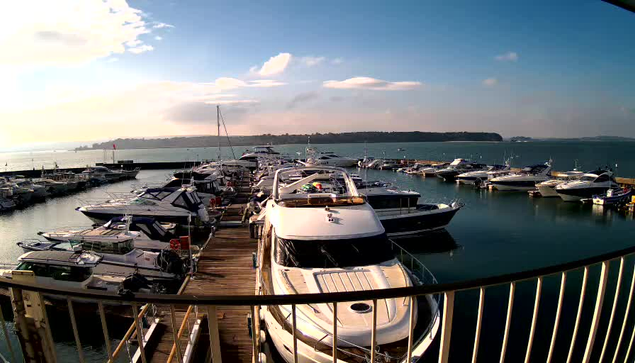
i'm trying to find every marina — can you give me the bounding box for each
[0,142,635,362]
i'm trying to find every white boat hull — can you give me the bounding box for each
[537,184,560,197]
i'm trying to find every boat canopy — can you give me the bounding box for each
[18,251,102,267]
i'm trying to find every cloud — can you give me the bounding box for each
[253,53,292,76]
[0,0,158,67]
[483,78,498,87]
[153,22,174,29]
[287,92,319,109]
[301,56,326,67]
[331,58,343,65]
[106,58,119,63]
[155,36,163,41]
[323,77,422,91]
[212,77,286,90]
[495,52,518,62]
[128,45,154,54]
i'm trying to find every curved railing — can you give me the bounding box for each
[2,244,635,362]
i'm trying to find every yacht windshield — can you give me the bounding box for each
[275,234,394,268]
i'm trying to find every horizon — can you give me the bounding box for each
[2,1,634,148]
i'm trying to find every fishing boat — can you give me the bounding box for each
[592,187,632,206]
[258,166,440,362]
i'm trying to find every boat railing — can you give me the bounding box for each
[2,244,635,362]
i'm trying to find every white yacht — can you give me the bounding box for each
[420,162,450,177]
[436,159,485,181]
[555,170,617,202]
[489,162,552,191]
[37,216,177,251]
[302,148,358,167]
[456,164,511,185]
[1,251,174,295]
[535,170,585,197]
[77,187,210,225]
[357,181,462,237]
[259,166,440,363]
[239,145,281,162]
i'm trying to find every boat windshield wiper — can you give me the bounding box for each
[320,245,340,268]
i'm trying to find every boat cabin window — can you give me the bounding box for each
[131,198,157,206]
[594,174,610,183]
[82,240,133,254]
[275,234,394,268]
[16,263,91,282]
[366,195,419,209]
[172,192,201,210]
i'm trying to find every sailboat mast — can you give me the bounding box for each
[217,105,221,161]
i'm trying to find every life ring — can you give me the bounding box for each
[170,239,181,250]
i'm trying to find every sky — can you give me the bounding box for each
[1,0,634,149]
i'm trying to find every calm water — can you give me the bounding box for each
[3,140,635,175]
[0,143,634,361]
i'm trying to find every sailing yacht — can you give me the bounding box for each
[258,166,440,363]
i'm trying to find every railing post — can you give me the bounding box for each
[371,299,378,363]
[439,291,455,363]
[599,257,624,363]
[407,296,416,363]
[547,272,567,363]
[567,266,589,363]
[251,305,259,363]
[292,304,298,363]
[612,265,635,363]
[582,261,609,363]
[332,302,337,363]
[169,305,183,363]
[207,306,223,363]
[524,277,543,363]
[97,302,112,362]
[500,282,515,363]
[132,303,148,363]
[471,288,485,363]
[66,298,85,363]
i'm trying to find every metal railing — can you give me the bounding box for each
[2,244,635,362]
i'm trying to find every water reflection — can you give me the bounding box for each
[393,229,459,254]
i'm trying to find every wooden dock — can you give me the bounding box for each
[142,173,258,363]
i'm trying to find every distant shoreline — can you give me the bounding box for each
[75,131,504,151]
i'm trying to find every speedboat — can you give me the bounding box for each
[258,166,440,363]
[358,181,462,237]
[556,170,617,202]
[535,170,585,197]
[77,187,210,225]
[38,216,177,251]
[490,162,552,191]
[456,164,511,185]
[436,159,485,182]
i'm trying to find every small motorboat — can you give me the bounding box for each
[593,188,632,206]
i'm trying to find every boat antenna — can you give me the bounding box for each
[218,107,237,159]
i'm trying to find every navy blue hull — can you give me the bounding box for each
[379,206,460,237]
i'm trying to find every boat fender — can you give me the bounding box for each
[170,239,181,250]
[259,330,266,344]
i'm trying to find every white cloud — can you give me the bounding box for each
[494,52,518,62]
[213,77,286,90]
[483,78,498,87]
[323,77,421,91]
[106,58,119,63]
[331,58,343,65]
[253,53,292,76]
[155,36,163,41]
[128,45,154,54]
[0,0,158,67]
[301,56,325,67]
[153,22,174,29]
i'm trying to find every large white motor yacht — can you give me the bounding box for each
[489,162,552,191]
[555,169,617,202]
[301,148,358,167]
[456,164,511,185]
[77,187,209,225]
[258,166,440,363]
[535,170,585,197]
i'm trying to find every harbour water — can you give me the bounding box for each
[3,140,635,175]
[0,142,634,361]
